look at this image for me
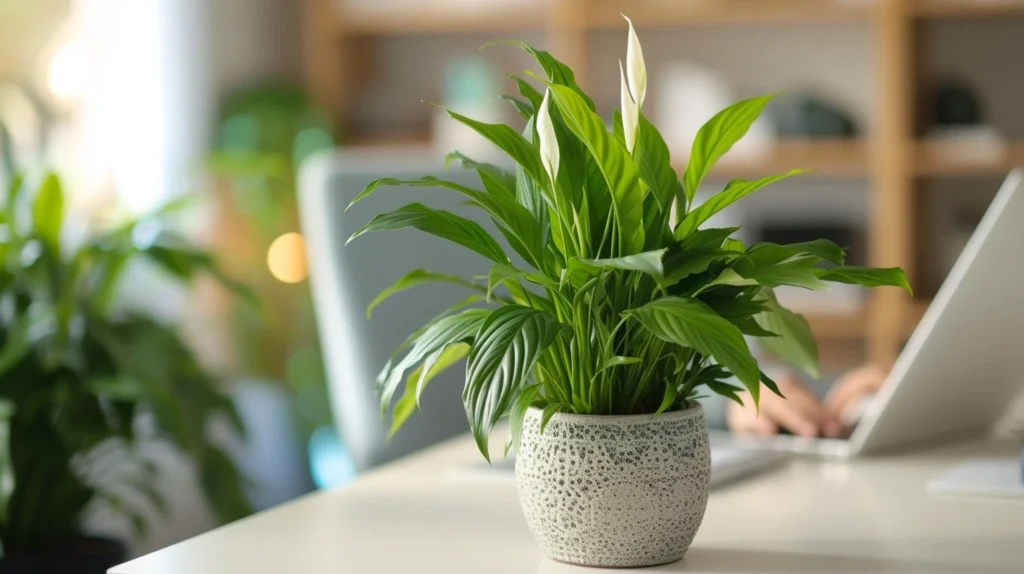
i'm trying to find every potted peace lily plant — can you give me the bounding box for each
[348,18,910,568]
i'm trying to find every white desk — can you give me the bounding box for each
[112,435,1024,574]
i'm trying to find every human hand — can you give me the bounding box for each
[825,364,887,430]
[727,373,843,438]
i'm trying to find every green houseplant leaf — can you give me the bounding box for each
[367,269,485,318]
[549,84,645,255]
[682,94,778,205]
[628,297,762,401]
[464,306,561,461]
[349,203,509,265]
[349,20,911,460]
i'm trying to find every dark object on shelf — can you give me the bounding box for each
[932,81,983,126]
[772,93,859,139]
[0,536,125,574]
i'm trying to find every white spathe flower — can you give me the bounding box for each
[537,88,559,186]
[620,60,639,155]
[623,14,646,110]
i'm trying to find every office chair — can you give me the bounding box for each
[297,148,495,472]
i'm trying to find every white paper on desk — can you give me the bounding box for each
[927,458,1024,499]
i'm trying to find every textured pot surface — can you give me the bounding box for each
[515,404,711,568]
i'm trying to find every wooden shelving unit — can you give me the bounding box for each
[586,0,872,28]
[692,139,868,179]
[914,141,1024,176]
[338,2,548,35]
[912,0,1024,18]
[304,0,1022,368]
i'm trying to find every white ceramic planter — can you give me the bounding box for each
[515,404,711,568]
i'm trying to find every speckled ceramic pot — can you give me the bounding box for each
[515,404,711,568]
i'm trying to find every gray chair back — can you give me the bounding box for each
[298,148,497,471]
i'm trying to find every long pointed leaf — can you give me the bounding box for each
[464,306,561,461]
[506,383,544,457]
[817,266,912,294]
[349,203,508,265]
[682,94,778,204]
[32,173,64,250]
[388,343,470,440]
[548,84,644,254]
[753,292,820,379]
[627,297,761,404]
[368,270,484,318]
[571,249,666,282]
[676,169,804,239]
[379,309,490,413]
[498,42,595,110]
[442,108,548,185]
[636,113,678,212]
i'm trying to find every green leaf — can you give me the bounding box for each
[515,118,550,256]
[506,383,544,457]
[745,262,831,291]
[509,74,544,109]
[32,173,64,250]
[499,42,595,110]
[86,376,145,400]
[635,113,678,212]
[464,306,561,461]
[682,94,778,204]
[655,381,679,415]
[760,370,785,399]
[723,238,746,252]
[548,84,645,254]
[702,297,771,323]
[707,380,745,406]
[539,403,566,434]
[596,356,642,375]
[379,309,490,413]
[628,297,762,403]
[4,173,24,224]
[349,203,508,265]
[753,293,820,379]
[736,319,778,338]
[387,343,470,440]
[571,249,666,282]
[441,107,548,185]
[676,170,804,239]
[368,269,484,318]
[663,227,739,284]
[0,313,32,378]
[703,268,759,290]
[444,152,516,199]
[817,266,912,295]
[487,264,525,301]
[391,295,485,358]
[746,239,845,267]
[501,95,534,119]
[781,239,846,265]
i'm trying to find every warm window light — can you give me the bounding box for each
[267,232,308,284]
[47,43,86,103]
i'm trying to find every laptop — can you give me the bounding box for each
[738,169,1024,458]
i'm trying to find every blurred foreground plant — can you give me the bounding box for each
[0,173,252,556]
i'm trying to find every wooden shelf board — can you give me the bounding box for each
[674,139,868,179]
[587,0,874,28]
[912,0,1024,18]
[807,311,867,339]
[914,141,1024,176]
[338,3,548,36]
